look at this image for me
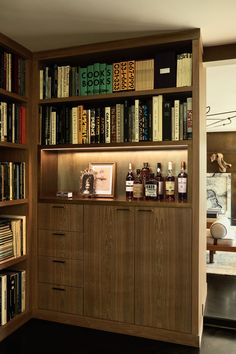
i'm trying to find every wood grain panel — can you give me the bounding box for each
[38,203,83,231]
[38,256,83,287]
[134,207,192,333]
[38,229,83,260]
[84,204,134,323]
[38,283,83,315]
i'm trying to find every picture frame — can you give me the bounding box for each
[89,162,116,198]
[206,173,231,218]
[80,169,96,198]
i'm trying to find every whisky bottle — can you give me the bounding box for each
[155,162,164,200]
[165,161,175,201]
[178,161,188,201]
[126,162,134,201]
[133,169,143,200]
[145,173,157,200]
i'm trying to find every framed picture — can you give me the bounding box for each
[206,173,231,218]
[80,169,96,197]
[89,162,116,198]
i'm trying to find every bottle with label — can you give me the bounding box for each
[155,162,164,201]
[133,169,143,200]
[178,161,188,201]
[140,162,150,189]
[145,173,157,200]
[165,161,175,201]
[126,162,134,201]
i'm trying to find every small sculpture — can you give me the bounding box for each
[210,153,232,172]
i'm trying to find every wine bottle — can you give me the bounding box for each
[178,161,188,201]
[165,161,175,201]
[133,169,143,200]
[126,162,134,201]
[155,162,164,200]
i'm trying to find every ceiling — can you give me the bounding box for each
[1,0,236,52]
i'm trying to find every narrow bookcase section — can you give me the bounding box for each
[0,32,31,340]
[35,29,206,347]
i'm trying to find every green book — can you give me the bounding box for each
[93,63,100,95]
[80,67,87,96]
[106,64,112,94]
[87,64,94,95]
[99,63,107,94]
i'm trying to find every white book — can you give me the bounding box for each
[105,106,111,144]
[174,99,180,141]
[51,111,57,145]
[21,270,26,312]
[152,96,159,141]
[157,95,163,141]
[0,215,27,256]
[39,69,44,99]
[72,106,78,144]
[57,66,62,98]
[0,274,7,325]
[116,103,121,143]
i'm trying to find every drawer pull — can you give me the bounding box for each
[52,260,65,264]
[137,209,153,213]
[52,232,65,236]
[52,287,65,292]
[52,205,65,209]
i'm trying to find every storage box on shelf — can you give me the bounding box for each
[0,32,31,339]
[34,29,206,347]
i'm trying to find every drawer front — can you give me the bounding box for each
[38,229,83,260]
[38,203,83,232]
[38,283,83,315]
[38,256,83,287]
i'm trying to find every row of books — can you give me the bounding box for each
[0,270,26,325]
[0,162,26,201]
[0,216,26,262]
[40,96,192,145]
[39,52,192,99]
[0,102,26,144]
[0,48,26,96]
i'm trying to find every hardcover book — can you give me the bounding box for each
[155,51,176,88]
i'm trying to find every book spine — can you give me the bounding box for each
[106,64,112,93]
[112,62,120,92]
[95,107,101,143]
[100,107,105,144]
[120,61,128,91]
[72,106,78,144]
[80,67,87,96]
[105,106,111,144]
[77,105,83,144]
[157,95,163,141]
[174,99,180,141]
[163,101,172,141]
[87,65,94,95]
[90,108,96,144]
[134,99,139,142]
[187,97,192,139]
[93,63,100,95]
[110,106,116,143]
[82,109,87,144]
[116,103,121,142]
[99,63,107,94]
[152,96,159,142]
[127,60,135,91]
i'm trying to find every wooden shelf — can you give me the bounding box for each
[0,88,28,103]
[39,86,192,105]
[0,199,28,207]
[40,140,191,152]
[0,255,27,270]
[0,142,28,150]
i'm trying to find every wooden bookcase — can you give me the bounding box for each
[32,29,206,347]
[0,33,32,340]
[0,29,206,347]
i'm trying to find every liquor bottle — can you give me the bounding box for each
[178,161,188,201]
[145,173,157,200]
[155,162,164,200]
[133,169,143,200]
[126,162,134,201]
[165,161,175,201]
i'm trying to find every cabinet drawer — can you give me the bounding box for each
[38,283,83,315]
[38,229,83,260]
[38,256,83,287]
[38,203,83,232]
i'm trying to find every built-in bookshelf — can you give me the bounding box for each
[33,29,206,347]
[0,33,31,340]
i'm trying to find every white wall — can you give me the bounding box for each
[206,60,236,132]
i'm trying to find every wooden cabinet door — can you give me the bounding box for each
[135,207,192,333]
[84,205,134,323]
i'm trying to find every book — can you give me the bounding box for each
[90,108,96,144]
[113,62,120,92]
[105,64,112,93]
[87,65,94,95]
[105,106,111,144]
[162,101,172,141]
[93,63,100,94]
[99,63,107,94]
[0,274,7,325]
[187,97,192,139]
[127,60,135,91]
[120,61,128,91]
[155,51,176,88]
[80,67,87,96]
[173,99,180,141]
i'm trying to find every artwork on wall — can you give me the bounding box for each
[206,173,231,218]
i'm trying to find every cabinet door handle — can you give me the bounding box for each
[52,287,65,292]
[52,232,65,236]
[137,209,153,213]
[52,205,65,209]
[52,260,66,264]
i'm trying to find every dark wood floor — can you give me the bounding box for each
[0,273,235,354]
